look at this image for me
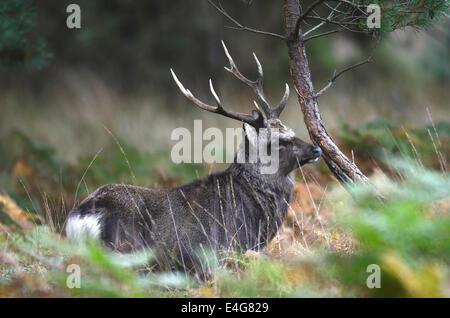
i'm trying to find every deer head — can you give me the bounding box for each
[171,41,321,175]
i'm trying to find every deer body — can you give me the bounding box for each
[66,42,322,273]
[67,159,295,270]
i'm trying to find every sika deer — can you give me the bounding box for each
[66,42,322,274]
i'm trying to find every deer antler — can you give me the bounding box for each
[171,41,290,126]
[170,69,264,127]
[221,41,289,119]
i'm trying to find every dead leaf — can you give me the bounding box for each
[290,182,324,214]
[0,194,41,230]
[12,159,34,179]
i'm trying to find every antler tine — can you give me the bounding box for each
[253,100,263,114]
[171,68,262,127]
[171,69,218,112]
[209,78,223,108]
[221,40,272,116]
[221,40,252,87]
[252,52,263,79]
[272,83,290,118]
[208,78,264,125]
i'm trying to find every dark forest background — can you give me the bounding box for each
[2,1,448,95]
[1,0,448,167]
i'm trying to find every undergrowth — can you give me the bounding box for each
[0,119,448,297]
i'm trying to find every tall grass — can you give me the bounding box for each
[1,154,448,297]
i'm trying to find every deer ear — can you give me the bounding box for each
[243,123,258,147]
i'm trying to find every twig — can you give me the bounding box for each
[339,0,369,16]
[315,38,379,97]
[304,14,366,35]
[323,2,347,15]
[305,16,360,25]
[292,0,327,39]
[303,2,342,37]
[304,29,342,42]
[207,0,286,40]
[316,56,373,96]
[294,0,368,39]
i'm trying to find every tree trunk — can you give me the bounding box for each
[283,0,381,196]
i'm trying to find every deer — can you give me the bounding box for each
[65,41,322,275]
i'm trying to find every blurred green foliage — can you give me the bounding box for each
[421,20,450,81]
[337,118,449,169]
[360,0,450,34]
[0,0,51,68]
[0,227,194,297]
[328,159,450,297]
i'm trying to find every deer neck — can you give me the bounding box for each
[215,162,294,251]
[227,161,295,195]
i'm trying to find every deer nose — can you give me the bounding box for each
[312,147,322,157]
